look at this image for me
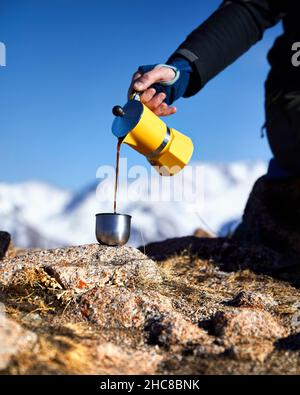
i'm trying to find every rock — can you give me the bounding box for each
[213,308,286,342]
[140,235,288,274]
[0,243,162,290]
[144,311,214,349]
[80,287,157,329]
[0,314,37,370]
[96,343,162,374]
[80,286,215,350]
[1,240,300,374]
[0,231,16,260]
[234,175,300,259]
[229,291,277,310]
[212,308,287,361]
[228,341,274,363]
[290,303,300,330]
[193,228,213,238]
[2,243,215,350]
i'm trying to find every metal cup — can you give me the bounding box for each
[95,213,131,246]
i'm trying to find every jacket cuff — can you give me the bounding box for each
[168,49,204,97]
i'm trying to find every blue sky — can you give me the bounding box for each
[0,0,283,190]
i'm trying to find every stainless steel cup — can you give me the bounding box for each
[95,213,131,246]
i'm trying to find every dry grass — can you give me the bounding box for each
[1,246,300,374]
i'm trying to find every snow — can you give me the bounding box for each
[0,161,267,248]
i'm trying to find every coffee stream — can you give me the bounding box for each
[113,137,123,213]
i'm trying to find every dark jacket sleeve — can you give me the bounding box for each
[168,0,284,97]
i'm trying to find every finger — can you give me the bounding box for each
[153,102,167,116]
[133,71,142,81]
[140,88,156,103]
[127,71,142,98]
[160,106,177,117]
[133,67,174,91]
[146,92,167,111]
[154,103,177,117]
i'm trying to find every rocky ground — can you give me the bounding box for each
[1,224,300,374]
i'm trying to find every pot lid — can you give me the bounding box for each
[112,100,143,138]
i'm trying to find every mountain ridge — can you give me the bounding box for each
[0,161,267,248]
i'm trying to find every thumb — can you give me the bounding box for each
[133,67,175,91]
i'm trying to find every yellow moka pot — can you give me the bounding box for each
[112,96,194,176]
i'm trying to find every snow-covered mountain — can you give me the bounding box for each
[0,161,267,248]
[0,181,71,247]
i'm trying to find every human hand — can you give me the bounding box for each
[128,66,177,117]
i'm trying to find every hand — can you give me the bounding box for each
[128,66,177,117]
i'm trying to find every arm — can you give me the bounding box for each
[130,0,284,115]
[170,0,284,96]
